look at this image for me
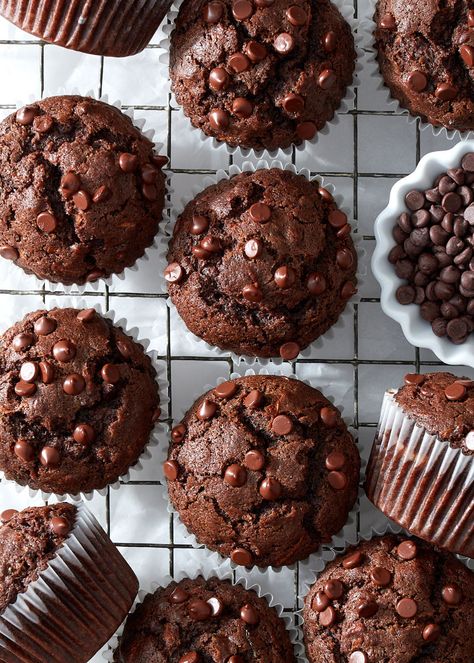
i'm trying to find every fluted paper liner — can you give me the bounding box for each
[0,297,169,503]
[0,502,138,663]
[162,364,361,571]
[0,0,171,57]
[104,556,303,661]
[161,159,365,364]
[365,390,474,558]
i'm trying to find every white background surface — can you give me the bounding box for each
[0,1,472,661]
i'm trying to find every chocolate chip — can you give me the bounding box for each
[337,248,354,270]
[119,153,138,173]
[312,591,330,612]
[423,623,441,642]
[405,190,425,211]
[407,71,427,92]
[169,587,189,604]
[227,657,244,663]
[73,424,95,445]
[203,0,223,21]
[33,115,53,133]
[14,439,34,462]
[243,283,262,302]
[307,272,326,295]
[320,406,338,427]
[224,464,247,487]
[50,516,70,536]
[349,653,368,663]
[342,551,363,569]
[232,0,253,20]
[37,212,57,233]
[0,509,18,523]
[179,653,199,663]
[53,339,76,363]
[60,172,81,198]
[172,424,186,443]
[287,6,307,26]
[445,381,466,401]
[0,245,18,260]
[39,360,54,384]
[324,579,344,599]
[380,13,396,29]
[191,214,209,235]
[209,67,229,91]
[435,83,458,101]
[34,316,57,335]
[325,451,345,470]
[15,380,36,397]
[63,374,86,395]
[232,97,253,118]
[20,362,38,383]
[231,548,253,566]
[396,285,415,304]
[271,414,293,435]
[279,341,300,360]
[243,389,263,408]
[274,32,295,54]
[442,584,462,605]
[93,185,111,204]
[189,599,212,621]
[163,460,179,481]
[249,202,271,223]
[282,93,305,114]
[357,600,378,618]
[77,308,96,323]
[259,477,282,500]
[318,69,336,89]
[197,398,217,421]
[209,108,230,130]
[13,333,34,352]
[244,449,265,471]
[396,597,417,618]
[244,238,262,258]
[460,44,474,66]
[371,567,392,586]
[164,262,184,284]
[397,540,417,560]
[73,190,91,211]
[240,603,259,625]
[214,381,237,399]
[16,106,38,125]
[40,446,60,467]
[319,606,337,627]
[229,52,250,73]
[207,596,224,617]
[328,471,347,490]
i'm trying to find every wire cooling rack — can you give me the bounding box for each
[0,2,472,661]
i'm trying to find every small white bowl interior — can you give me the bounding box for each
[372,140,474,367]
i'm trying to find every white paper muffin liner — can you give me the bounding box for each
[0,501,138,663]
[361,5,472,142]
[161,364,361,572]
[0,297,169,503]
[365,389,474,558]
[372,140,474,367]
[159,0,363,159]
[161,159,366,365]
[104,555,303,662]
[0,88,171,294]
[296,520,474,663]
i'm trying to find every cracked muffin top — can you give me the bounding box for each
[164,375,360,568]
[165,168,357,359]
[0,307,159,495]
[113,576,296,662]
[169,0,356,151]
[375,0,474,131]
[0,503,75,614]
[0,95,166,285]
[303,534,474,663]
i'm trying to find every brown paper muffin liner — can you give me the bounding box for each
[0,502,138,663]
[365,390,474,558]
[0,0,171,57]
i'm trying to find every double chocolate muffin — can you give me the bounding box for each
[169,0,356,151]
[165,168,357,359]
[113,576,296,662]
[303,534,474,663]
[0,307,159,495]
[0,95,166,285]
[375,1,474,131]
[164,375,360,567]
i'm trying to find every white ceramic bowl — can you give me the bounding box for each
[372,140,474,367]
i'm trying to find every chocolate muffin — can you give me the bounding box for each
[303,534,474,663]
[365,372,474,557]
[165,168,357,359]
[113,576,296,662]
[164,375,360,567]
[169,0,356,151]
[0,95,166,285]
[0,503,138,662]
[375,1,474,131]
[0,307,159,495]
[0,0,172,57]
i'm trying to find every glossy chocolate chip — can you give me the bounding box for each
[209,67,229,91]
[318,69,336,89]
[189,599,212,621]
[224,464,247,487]
[40,446,60,467]
[244,238,262,258]
[246,40,267,62]
[396,597,417,618]
[442,584,462,605]
[287,6,307,26]
[271,414,293,435]
[53,339,76,363]
[324,579,344,599]
[380,12,396,29]
[243,389,263,408]
[207,596,224,617]
[39,361,54,384]
[0,245,18,260]
[15,380,36,397]
[63,374,86,395]
[197,398,217,421]
[371,567,392,586]
[342,551,363,569]
[349,652,368,663]
[274,32,295,54]
[279,341,300,360]
[325,451,345,470]
[0,509,18,523]
[169,587,189,604]
[319,606,337,627]
[397,540,417,560]
[423,623,441,642]
[16,106,38,125]
[163,460,179,481]
[73,424,95,445]
[179,653,199,663]
[13,333,34,352]
[357,600,378,618]
[77,308,96,323]
[307,273,326,295]
[14,439,34,462]
[50,516,70,536]
[209,109,230,130]
[243,283,262,302]
[229,52,250,73]
[231,548,253,566]
[244,449,265,470]
[232,97,253,119]
[249,202,271,223]
[73,190,91,211]
[164,262,184,284]
[240,603,259,624]
[259,477,282,500]
[320,406,338,427]
[232,0,253,20]
[101,364,120,384]
[37,212,57,233]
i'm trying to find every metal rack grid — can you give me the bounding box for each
[0,1,471,661]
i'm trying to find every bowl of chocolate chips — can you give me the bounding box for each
[372,140,474,366]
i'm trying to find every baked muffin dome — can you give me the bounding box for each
[165,375,360,567]
[0,95,166,285]
[303,534,474,663]
[0,307,159,495]
[165,168,357,359]
[169,0,356,151]
[375,0,474,131]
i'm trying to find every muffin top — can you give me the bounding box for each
[166,168,357,359]
[169,0,356,151]
[303,534,474,663]
[165,375,360,567]
[375,0,474,131]
[0,307,159,495]
[395,371,474,454]
[0,504,75,614]
[0,95,166,285]
[113,576,296,662]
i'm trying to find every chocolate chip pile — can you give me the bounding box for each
[164,375,360,567]
[113,577,296,662]
[303,534,474,663]
[391,153,474,344]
